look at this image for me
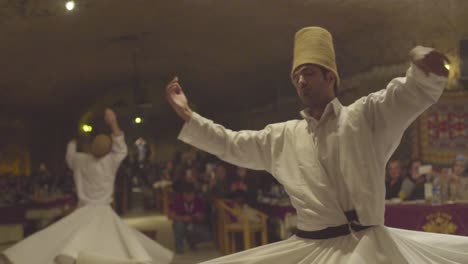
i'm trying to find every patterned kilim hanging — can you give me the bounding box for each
[413,91,468,165]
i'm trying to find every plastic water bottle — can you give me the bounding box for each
[424,182,433,204]
[432,183,441,205]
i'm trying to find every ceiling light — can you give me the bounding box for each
[65,1,75,11]
[82,124,92,133]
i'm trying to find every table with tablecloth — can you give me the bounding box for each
[385,202,468,235]
[0,195,76,243]
[25,195,76,227]
[255,201,468,239]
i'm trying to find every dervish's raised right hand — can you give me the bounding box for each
[166,76,193,122]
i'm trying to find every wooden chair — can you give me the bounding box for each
[153,181,174,214]
[161,186,174,216]
[214,199,268,254]
[154,188,164,212]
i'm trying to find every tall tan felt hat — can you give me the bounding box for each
[291,26,340,85]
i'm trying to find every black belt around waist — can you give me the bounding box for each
[296,210,374,240]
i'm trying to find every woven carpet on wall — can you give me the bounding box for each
[413,91,468,165]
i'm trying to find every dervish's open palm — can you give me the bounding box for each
[166,77,192,121]
[104,108,117,126]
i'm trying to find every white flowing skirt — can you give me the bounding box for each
[1,204,173,264]
[200,226,468,264]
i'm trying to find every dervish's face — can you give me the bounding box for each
[293,64,335,108]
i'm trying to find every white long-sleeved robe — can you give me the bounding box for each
[1,135,173,264]
[65,136,126,206]
[178,55,468,262]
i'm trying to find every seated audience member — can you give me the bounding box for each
[169,183,211,254]
[227,190,262,225]
[385,160,404,199]
[209,163,230,199]
[450,154,468,200]
[230,167,257,205]
[400,160,428,200]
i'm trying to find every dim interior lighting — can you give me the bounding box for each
[82,124,93,133]
[134,117,143,124]
[65,1,75,11]
[444,62,450,71]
